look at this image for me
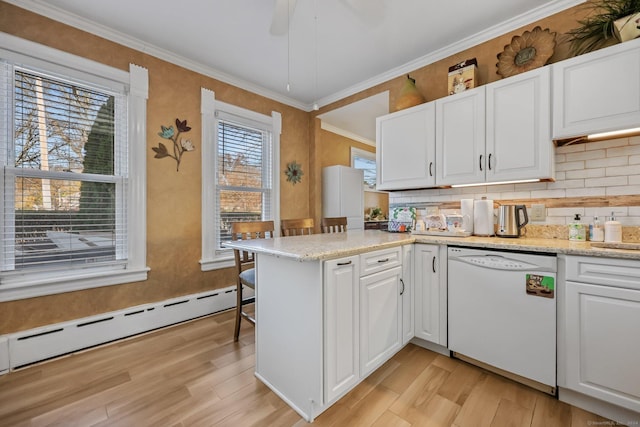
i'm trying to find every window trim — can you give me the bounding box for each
[0,34,148,302]
[200,88,281,271]
[351,146,377,190]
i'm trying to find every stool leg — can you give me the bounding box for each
[234,280,242,341]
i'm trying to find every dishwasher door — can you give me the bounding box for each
[448,247,557,389]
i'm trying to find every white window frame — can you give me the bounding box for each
[200,88,280,271]
[351,146,377,190]
[0,33,148,301]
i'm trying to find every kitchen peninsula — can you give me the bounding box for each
[225,230,640,422]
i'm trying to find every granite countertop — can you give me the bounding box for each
[223,230,640,261]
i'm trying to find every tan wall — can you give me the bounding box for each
[308,1,594,235]
[0,2,310,333]
[0,1,599,333]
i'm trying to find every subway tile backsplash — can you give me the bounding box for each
[389,136,640,226]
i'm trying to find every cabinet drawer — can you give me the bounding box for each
[360,247,401,277]
[565,256,640,290]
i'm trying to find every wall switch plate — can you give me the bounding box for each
[530,204,546,221]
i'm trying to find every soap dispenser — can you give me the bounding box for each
[604,212,622,243]
[589,215,604,242]
[569,214,586,241]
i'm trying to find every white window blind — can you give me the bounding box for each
[1,63,127,272]
[216,115,273,248]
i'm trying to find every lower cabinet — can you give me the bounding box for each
[562,256,640,413]
[324,255,360,403]
[401,245,414,345]
[359,265,403,377]
[413,244,447,346]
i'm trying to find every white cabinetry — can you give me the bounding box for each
[376,102,436,190]
[324,255,360,403]
[323,165,364,230]
[436,67,553,186]
[359,248,403,377]
[435,87,485,186]
[486,67,553,182]
[0,336,8,375]
[413,244,447,346]
[562,256,640,413]
[553,38,640,139]
[401,245,414,345]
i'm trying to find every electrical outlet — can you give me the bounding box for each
[530,204,546,221]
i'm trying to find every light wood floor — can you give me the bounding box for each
[0,307,611,426]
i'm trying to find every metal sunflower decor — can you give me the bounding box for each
[496,26,557,78]
[285,161,303,185]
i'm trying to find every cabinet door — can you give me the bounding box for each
[553,38,640,139]
[436,87,485,186]
[564,281,640,412]
[324,256,360,403]
[413,244,447,346]
[376,102,435,190]
[401,245,414,345]
[360,266,402,377]
[486,67,553,182]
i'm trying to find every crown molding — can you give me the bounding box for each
[316,0,586,107]
[6,0,585,112]
[4,0,310,111]
[320,122,375,147]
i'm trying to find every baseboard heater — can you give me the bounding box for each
[0,285,252,374]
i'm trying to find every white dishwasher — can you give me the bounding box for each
[448,247,557,394]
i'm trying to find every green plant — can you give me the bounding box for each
[567,0,640,55]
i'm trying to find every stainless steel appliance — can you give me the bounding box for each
[448,247,557,394]
[496,204,528,237]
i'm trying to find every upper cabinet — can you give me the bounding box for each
[553,38,640,140]
[486,66,553,183]
[376,102,436,190]
[435,87,486,186]
[436,66,553,186]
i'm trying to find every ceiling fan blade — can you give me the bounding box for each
[270,0,297,35]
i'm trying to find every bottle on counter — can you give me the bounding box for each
[589,215,604,242]
[604,212,622,243]
[568,214,586,241]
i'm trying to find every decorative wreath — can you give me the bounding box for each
[496,26,557,78]
[285,161,303,185]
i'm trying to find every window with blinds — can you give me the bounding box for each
[216,118,273,248]
[1,65,127,272]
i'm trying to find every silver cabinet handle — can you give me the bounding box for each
[400,278,405,295]
[337,260,352,266]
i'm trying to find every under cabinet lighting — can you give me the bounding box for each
[587,127,640,141]
[451,179,540,188]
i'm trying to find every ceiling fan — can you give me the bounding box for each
[269,0,385,36]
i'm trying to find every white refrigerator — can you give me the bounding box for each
[322,165,364,231]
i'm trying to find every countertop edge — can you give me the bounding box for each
[224,232,640,261]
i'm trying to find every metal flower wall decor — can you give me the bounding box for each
[496,26,557,78]
[152,118,195,171]
[285,161,303,185]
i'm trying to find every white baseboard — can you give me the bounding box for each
[2,285,252,372]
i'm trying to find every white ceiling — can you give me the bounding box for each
[8,0,583,111]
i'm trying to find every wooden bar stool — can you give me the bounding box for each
[321,217,348,233]
[230,220,275,341]
[281,218,314,236]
